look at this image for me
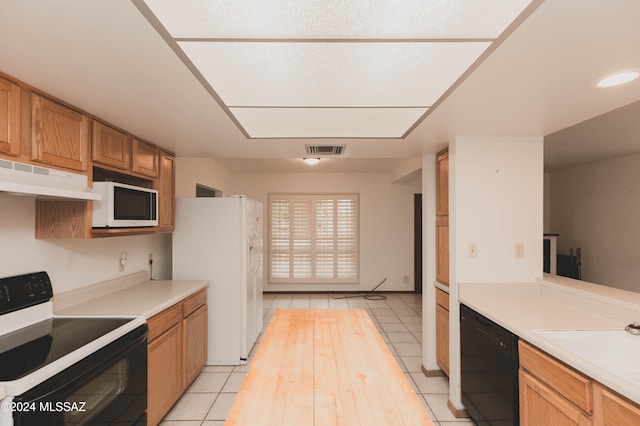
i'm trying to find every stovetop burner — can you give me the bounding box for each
[0,271,146,399]
[0,316,132,381]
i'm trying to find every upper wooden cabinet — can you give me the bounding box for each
[158,151,175,232]
[31,94,89,172]
[0,77,21,157]
[436,150,449,216]
[91,121,131,170]
[132,139,159,178]
[1,71,176,238]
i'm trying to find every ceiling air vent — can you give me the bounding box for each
[305,145,346,156]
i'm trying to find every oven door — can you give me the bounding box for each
[13,325,147,426]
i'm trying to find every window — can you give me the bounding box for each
[269,193,359,284]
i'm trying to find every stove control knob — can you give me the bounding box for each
[25,282,35,298]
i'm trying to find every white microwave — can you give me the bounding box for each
[92,182,158,228]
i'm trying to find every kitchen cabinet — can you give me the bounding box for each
[148,304,183,426]
[182,290,207,386]
[519,340,640,426]
[436,149,448,216]
[91,120,131,170]
[147,289,207,426]
[435,288,449,376]
[31,93,89,172]
[435,149,449,285]
[519,340,593,417]
[132,139,159,178]
[0,71,177,238]
[0,76,21,157]
[435,217,449,284]
[520,368,592,426]
[157,151,176,232]
[593,383,640,425]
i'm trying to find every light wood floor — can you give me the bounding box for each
[225,309,434,426]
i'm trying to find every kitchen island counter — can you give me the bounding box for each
[54,271,208,319]
[459,276,640,405]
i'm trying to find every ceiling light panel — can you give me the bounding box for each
[230,108,428,138]
[144,0,533,39]
[178,41,491,107]
[137,0,536,138]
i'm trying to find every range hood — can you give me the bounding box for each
[0,159,101,201]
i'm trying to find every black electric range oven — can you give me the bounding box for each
[0,272,148,425]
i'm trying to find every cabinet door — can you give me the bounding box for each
[183,304,208,387]
[436,150,448,216]
[158,151,175,231]
[520,370,592,426]
[593,383,640,426]
[0,77,21,156]
[31,94,89,171]
[148,323,183,426]
[436,216,449,284]
[435,302,449,376]
[132,139,159,178]
[91,121,130,170]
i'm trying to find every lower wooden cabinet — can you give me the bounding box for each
[519,340,640,426]
[148,309,183,426]
[147,290,207,426]
[182,291,208,387]
[435,288,449,376]
[520,369,592,426]
[593,383,640,426]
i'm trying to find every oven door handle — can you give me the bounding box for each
[15,325,147,403]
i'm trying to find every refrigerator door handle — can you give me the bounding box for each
[249,232,260,274]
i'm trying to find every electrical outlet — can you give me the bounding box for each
[468,243,478,258]
[515,243,524,258]
[119,252,127,272]
[148,253,153,264]
[403,275,410,284]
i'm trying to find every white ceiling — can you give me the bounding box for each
[0,0,639,173]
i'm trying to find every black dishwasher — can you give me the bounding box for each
[460,304,519,426]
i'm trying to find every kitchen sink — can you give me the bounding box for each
[534,329,640,386]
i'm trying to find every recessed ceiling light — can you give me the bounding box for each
[595,71,640,88]
[303,158,320,165]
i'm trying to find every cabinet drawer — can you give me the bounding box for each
[519,340,592,414]
[435,288,449,309]
[182,289,207,317]
[148,304,182,342]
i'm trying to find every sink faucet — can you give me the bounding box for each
[625,322,640,335]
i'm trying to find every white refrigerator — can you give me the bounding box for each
[172,196,263,365]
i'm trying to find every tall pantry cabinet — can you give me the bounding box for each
[435,149,450,376]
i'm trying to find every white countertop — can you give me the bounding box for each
[459,280,640,405]
[55,276,209,319]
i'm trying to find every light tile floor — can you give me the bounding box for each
[160,293,474,426]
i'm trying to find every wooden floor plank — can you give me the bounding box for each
[226,309,434,426]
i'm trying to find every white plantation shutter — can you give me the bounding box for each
[269,193,359,283]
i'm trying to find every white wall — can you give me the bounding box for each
[176,157,234,198]
[232,172,421,292]
[453,137,543,283]
[0,197,171,294]
[548,153,640,292]
[447,136,544,411]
